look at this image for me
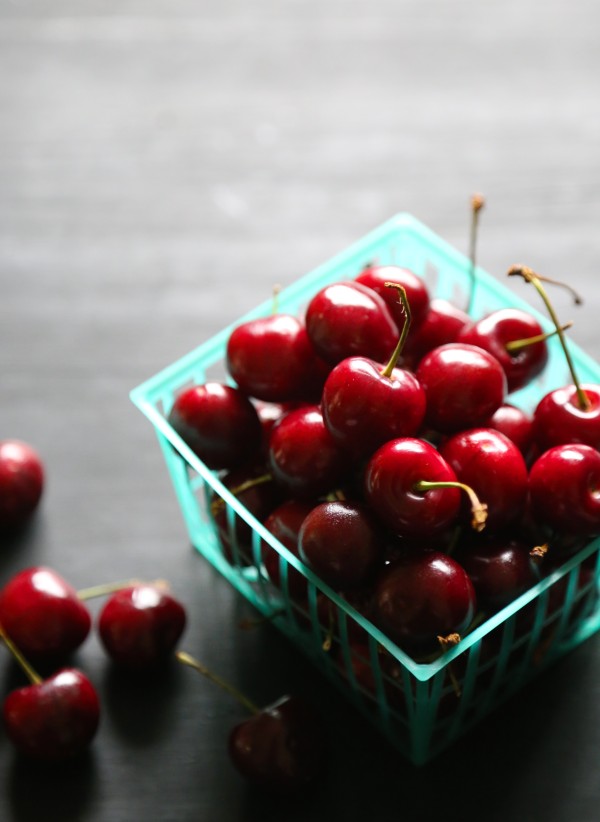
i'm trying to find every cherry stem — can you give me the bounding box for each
[467,193,485,316]
[238,609,285,630]
[507,265,590,410]
[437,633,462,697]
[77,578,170,602]
[176,651,261,716]
[504,322,573,354]
[414,480,488,532]
[272,284,281,315]
[210,473,273,517]
[380,282,412,378]
[321,602,335,653]
[0,624,42,685]
[530,543,549,563]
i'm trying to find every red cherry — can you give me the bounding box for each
[228,695,326,793]
[0,567,91,662]
[484,403,534,458]
[298,501,383,590]
[261,500,315,600]
[372,551,476,652]
[415,343,506,434]
[533,384,600,451]
[167,382,262,470]
[3,668,100,761]
[226,314,327,403]
[529,444,600,537]
[98,584,187,670]
[0,439,44,533]
[268,406,348,499]
[440,428,529,532]
[355,264,430,329]
[305,280,399,366]
[402,298,470,366]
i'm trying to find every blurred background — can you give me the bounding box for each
[1,2,600,821]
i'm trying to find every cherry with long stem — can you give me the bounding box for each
[413,480,488,532]
[466,192,485,315]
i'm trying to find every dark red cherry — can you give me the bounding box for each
[305,280,399,366]
[484,403,534,458]
[402,298,470,366]
[228,695,326,793]
[372,552,476,652]
[533,384,600,451]
[0,439,44,533]
[0,567,91,662]
[364,438,461,538]
[226,314,327,403]
[529,444,600,537]
[261,500,315,600]
[457,308,549,392]
[3,668,100,761]
[268,406,347,499]
[167,382,262,470]
[98,585,187,670]
[355,264,430,329]
[415,343,506,434]
[440,428,528,532]
[298,501,383,590]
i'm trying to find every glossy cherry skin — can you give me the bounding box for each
[402,298,470,366]
[98,585,187,670]
[455,538,540,613]
[415,343,506,434]
[364,438,461,538]
[0,567,91,662]
[354,264,430,329]
[228,695,326,793]
[299,501,383,590]
[226,314,327,403]
[261,500,314,601]
[484,403,534,459]
[529,444,600,537]
[305,280,399,366]
[440,428,528,532]
[533,384,600,451]
[268,406,347,499]
[321,357,426,459]
[372,552,476,652]
[167,382,262,471]
[3,668,100,761]
[0,439,44,533]
[457,308,548,392]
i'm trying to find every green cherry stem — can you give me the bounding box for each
[380,282,412,378]
[504,321,574,354]
[507,264,590,410]
[467,193,485,316]
[0,623,42,685]
[77,578,169,602]
[176,650,261,715]
[413,480,488,532]
[210,473,274,518]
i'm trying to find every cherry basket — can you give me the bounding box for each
[130,213,600,765]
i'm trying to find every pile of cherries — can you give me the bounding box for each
[167,256,600,676]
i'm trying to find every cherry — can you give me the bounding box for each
[261,499,315,600]
[177,652,326,793]
[167,382,262,470]
[0,439,44,533]
[415,343,506,434]
[0,624,99,760]
[529,444,600,537]
[440,428,529,532]
[305,280,399,366]
[401,298,470,366]
[226,314,327,402]
[268,405,348,499]
[98,584,187,670]
[298,500,383,590]
[321,283,426,459]
[456,308,552,392]
[364,438,487,539]
[484,403,534,458]
[372,551,477,652]
[355,264,430,329]
[0,567,91,662]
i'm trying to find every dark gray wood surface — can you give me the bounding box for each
[2,2,600,820]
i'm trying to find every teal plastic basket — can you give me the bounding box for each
[130,213,600,765]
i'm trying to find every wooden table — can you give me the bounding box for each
[2,2,600,820]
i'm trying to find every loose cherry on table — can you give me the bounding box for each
[415,343,507,434]
[176,651,326,793]
[167,382,262,471]
[0,624,100,761]
[321,283,426,460]
[98,583,187,670]
[0,439,44,534]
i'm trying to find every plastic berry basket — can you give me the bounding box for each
[130,213,600,765]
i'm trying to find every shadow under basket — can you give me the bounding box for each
[130,213,600,765]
